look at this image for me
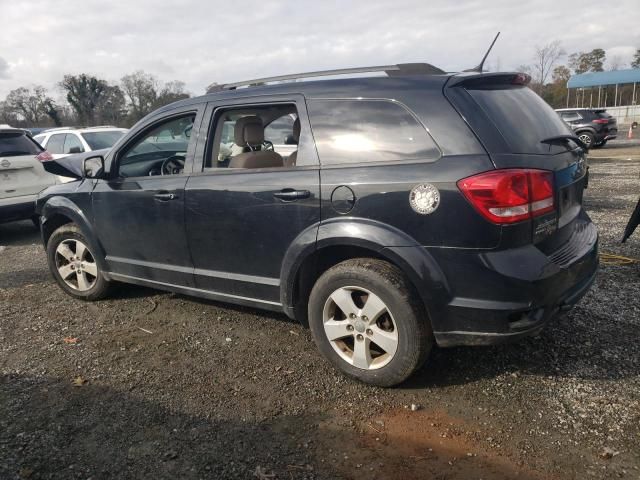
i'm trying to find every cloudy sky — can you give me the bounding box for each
[1,0,639,98]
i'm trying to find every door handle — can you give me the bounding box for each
[273,189,311,201]
[154,192,178,201]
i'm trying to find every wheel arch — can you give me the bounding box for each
[40,196,107,268]
[280,218,451,327]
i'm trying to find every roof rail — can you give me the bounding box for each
[206,63,446,93]
[83,125,119,129]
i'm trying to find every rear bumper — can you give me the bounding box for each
[428,218,599,347]
[0,194,37,223]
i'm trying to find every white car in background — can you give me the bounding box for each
[33,126,127,159]
[0,125,57,225]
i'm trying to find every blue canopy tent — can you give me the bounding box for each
[566,69,640,108]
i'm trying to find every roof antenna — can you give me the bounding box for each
[465,32,501,73]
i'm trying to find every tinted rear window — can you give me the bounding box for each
[467,86,572,154]
[81,131,125,150]
[307,99,440,165]
[0,132,43,156]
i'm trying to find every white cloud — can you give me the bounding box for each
[0,0,638,97]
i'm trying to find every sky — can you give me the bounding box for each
[0,0,639,99]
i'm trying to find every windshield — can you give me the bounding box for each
[81,131,125,150]
[0,132,43,156]
[467,86,573,154]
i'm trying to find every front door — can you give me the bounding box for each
[185,97,320,304]
[92,109,202,286]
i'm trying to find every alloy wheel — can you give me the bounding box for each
[55,239,98,291]
[322,286,398,370]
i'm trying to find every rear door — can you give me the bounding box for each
[184,95,320,304]
[0,131,55,200]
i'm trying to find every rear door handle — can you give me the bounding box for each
[154,191,178,201]
[273,189,311,201]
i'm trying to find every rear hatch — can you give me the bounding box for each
[445,73,591,253]
[593,110,617,136]
[0,130,56,200]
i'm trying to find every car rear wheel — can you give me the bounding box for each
[577,131,595,148]
[308,258,432,387]
[46,224,111,301]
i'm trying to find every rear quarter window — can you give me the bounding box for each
[467,86,572,154]
[307,99,440,165]
[0,132,43,156]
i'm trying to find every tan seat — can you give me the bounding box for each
[228,116,283,169]
[284,117,301,167]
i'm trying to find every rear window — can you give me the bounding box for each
[307,99,440,165]
[467,86,572,154]
[81,131,125,150]
[0,132,43,156]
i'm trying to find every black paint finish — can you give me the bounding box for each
[35,71,599,347]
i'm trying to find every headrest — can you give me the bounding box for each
[234,116,264,146]
[292,117,301,142]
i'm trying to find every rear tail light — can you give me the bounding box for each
[36,151,53,162]
[592,118,609,124]
[457,169,555,224]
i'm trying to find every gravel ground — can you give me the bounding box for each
[1,143,639,480]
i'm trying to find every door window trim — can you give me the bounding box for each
[108,107,203,180]
[192,94,319,176]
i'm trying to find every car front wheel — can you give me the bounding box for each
[308,258,433,387]
[46,224,112,301]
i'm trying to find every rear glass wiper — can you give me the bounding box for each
[540,135,588,151]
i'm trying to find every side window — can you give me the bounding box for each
[206,104,300,170]
[306,99,439,165]
[117,114,195,178]
[46,134,66,154]
[63,134,84,154]
[561,112,581,122]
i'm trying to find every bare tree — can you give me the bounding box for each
[532,41,566,92]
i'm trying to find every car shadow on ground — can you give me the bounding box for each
[0,220,40,247]
[404,307,639,389]
[0,373,547,480]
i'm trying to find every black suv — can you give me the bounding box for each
[36,64,598,386]
[555,108,617,148]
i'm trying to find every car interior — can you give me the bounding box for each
[118,115,195,178]
[205,104,300,170]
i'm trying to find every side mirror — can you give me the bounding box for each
[83,155,104,179]
[284,134,297,145]
[69,146,84,154]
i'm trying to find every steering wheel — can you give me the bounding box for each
[161,155,185,175]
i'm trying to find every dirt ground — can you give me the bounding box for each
[1,141,639,480]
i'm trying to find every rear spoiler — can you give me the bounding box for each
[446,72,531,88]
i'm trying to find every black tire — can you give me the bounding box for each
[308,258,433,387]
[46,224,112,301]
[577,131,595,148]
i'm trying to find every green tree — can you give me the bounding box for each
[60,74,110,125]
[3,86,55,125]
[568,49,606,74]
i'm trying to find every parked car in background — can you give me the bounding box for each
[36,65,598,386]
[33,126,127,159]
[0,125,57,225]
[25,127,49,137]
[555,108,617,148]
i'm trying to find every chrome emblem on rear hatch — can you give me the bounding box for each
[0,159,10,168]
[409,183,440,215]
